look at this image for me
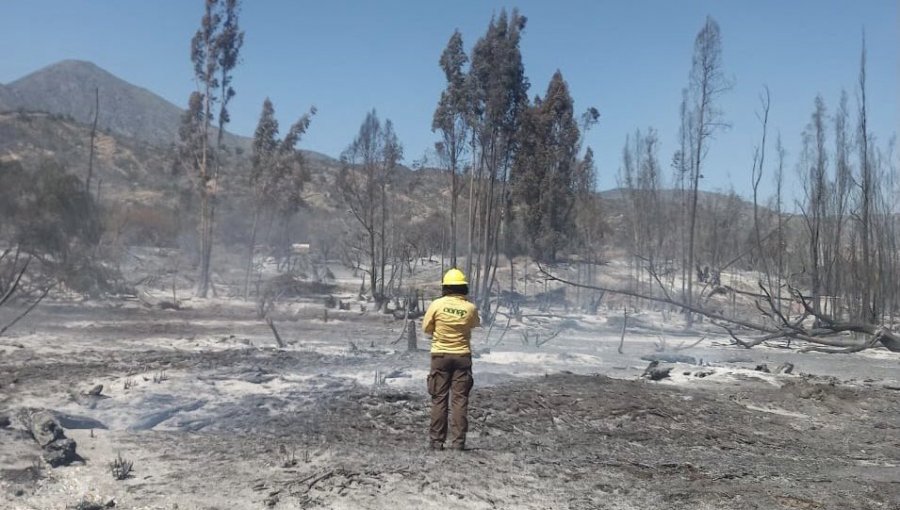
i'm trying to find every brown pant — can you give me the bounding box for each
[427,354,473,447]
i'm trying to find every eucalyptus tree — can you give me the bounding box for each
[511,71,581,262]
[433,30,470,267]
[182,0,244,297]
[244,98,315,297]
[466,9,529,312]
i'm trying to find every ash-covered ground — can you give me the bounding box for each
[1,260,898,509]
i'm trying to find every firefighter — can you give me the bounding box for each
[423,268,480,450]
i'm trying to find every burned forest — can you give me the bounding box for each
[0,2,898,509]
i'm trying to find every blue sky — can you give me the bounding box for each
[1,0,897,202]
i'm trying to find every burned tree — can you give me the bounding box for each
[337,110,403,304]
[618,128,669,299]
[684,16,731,326]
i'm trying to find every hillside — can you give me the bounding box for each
[0,59,765,255]
[0,111,177,205]
[0,110,450,223]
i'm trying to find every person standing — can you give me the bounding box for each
[423,268,480,450]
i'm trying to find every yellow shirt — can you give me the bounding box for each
[423,294,480,354]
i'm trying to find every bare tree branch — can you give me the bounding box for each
[0,257,31,308]
[0,284,51,337]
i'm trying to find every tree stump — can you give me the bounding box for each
[406,320,417,352]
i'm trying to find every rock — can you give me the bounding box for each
[755,364,770,373]
[86,384,104,396]
[0,413,10,428]
[641,361,672,381]
[42,438,81,467]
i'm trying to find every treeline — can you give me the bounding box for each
[336,10,603,315]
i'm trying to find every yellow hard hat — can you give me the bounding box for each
[442,268,468,285]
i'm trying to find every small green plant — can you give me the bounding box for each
[122,377,135,390]
[152,370,168,384]
[109,452,134,480]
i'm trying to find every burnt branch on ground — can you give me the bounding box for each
[538,263,900,354]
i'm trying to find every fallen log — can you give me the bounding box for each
[539,264,900,354]
[25,410,64,447]
[20,409,83,466]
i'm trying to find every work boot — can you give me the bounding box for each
[429,441,444,451]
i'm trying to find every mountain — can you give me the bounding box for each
[1,60,339,162]
[0,60,267,153]
[2,60,192,147]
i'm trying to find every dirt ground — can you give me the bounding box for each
[1,296,899,510]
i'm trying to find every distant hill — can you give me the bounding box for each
[599,186,766,217]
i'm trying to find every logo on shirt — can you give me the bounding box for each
[443,307,467,318]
